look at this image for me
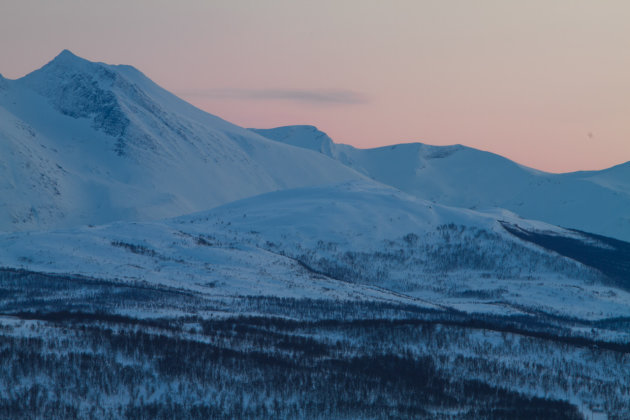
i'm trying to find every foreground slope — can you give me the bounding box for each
[252,125,630,242]
[3,181,628,321]
[0,52,363,232]
[1,181,629,417]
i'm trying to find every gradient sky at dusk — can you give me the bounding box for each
[1,0,629,172]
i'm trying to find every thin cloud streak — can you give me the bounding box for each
[177,88,368,105]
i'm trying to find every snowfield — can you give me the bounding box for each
[2,181,628,323]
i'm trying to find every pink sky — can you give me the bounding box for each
[1,0,629,173]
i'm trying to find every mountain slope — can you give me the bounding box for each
[252,125,630,242]
[0,51,364,232]
[2,181,629,417]
[3,180,628,321]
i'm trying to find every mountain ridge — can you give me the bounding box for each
[252,125,629,174]
[252,125,630,241]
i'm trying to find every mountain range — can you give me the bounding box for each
[2,50,628,244]
[252,125,630,242]
[3,50,629,321]
[1,51,629,418]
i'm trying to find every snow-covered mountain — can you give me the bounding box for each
[3,52,627,322]
[0,51,363,232]
[2,52,630,417]
[252,125,630,242]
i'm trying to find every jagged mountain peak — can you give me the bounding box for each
[0,53,365,232]
[34,50,154,91]
[15,51,239,144]
[50,49,85,64]
[19,50,155,101]
[27,49,113,82]
[14,51,133,139]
